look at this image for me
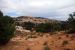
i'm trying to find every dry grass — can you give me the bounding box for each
[0,32,75,50]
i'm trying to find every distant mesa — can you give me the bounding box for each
[14,16,61,24]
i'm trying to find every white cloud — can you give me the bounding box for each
[0,0,75,20]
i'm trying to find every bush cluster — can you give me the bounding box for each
[0,11,15,45]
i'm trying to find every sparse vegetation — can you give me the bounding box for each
[43,42,51,50]
[0,10,75,50]
[58,37,61,39]
[43,42,48,45]
[14,12,75,34]
[22,22,35,30]
[66,35,69,37]
[36,22,61,33]
[62,40,69,45]
[27,47,31,50]
[66,12,75,33]
[44,45,51,50]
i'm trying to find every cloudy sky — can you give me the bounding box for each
[0,0,75,20]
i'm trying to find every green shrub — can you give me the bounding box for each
[22,22,35,30]
[44,45,51,50]
[67,28,75,34]
[0,11,15,45]
[36,28,45,32]
[36,23,52,33]
[66,12,75,33]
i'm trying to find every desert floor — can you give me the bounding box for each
[0,32,75,50]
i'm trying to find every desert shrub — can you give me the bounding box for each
[44,45,51,50]
[36,23,52,33]
[22,22,35,30]
[49,32,57,35]
[62,40,69,45]
[36,22,62,33]
[43,42,48,45]
[0,11,3,17]
[66,35,69,37]
[52,23,62,31]
[36,28,45,32]
[58,37,61,39]
[67,28,75,34]
[43,41,51,50]
[66,12,75,33]
[0,11,15,45]
[27,47,31,50]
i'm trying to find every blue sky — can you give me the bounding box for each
[0,0,75,20]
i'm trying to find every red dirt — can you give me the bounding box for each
[0,33,75,50]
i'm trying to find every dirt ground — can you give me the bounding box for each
[0,32,75,50]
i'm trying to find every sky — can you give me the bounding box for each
[0,0,75,21]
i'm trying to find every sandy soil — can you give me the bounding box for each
[0,33,75,50]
